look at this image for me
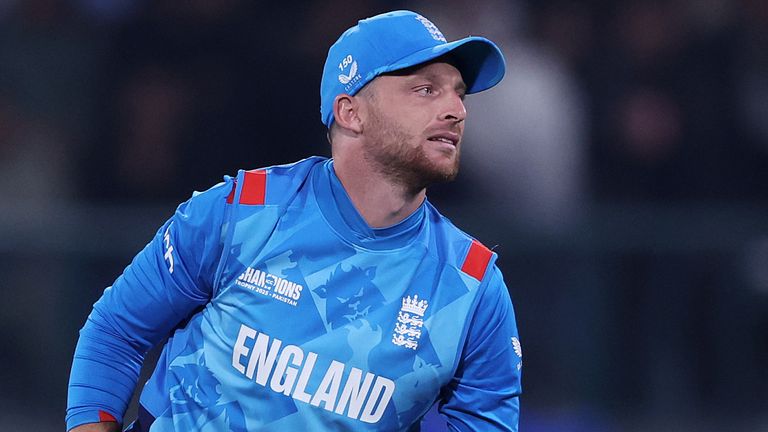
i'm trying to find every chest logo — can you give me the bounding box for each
[391,295,429,350]
[236,267,304,307]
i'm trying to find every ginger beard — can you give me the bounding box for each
[361,97,461,193]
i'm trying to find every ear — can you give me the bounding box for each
[333,93,363,134]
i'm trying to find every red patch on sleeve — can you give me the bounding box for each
[239,170,267,205]
[225,179,237,204]
[461,240,493,281]
[98,410,117,423]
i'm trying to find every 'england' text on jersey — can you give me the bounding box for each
[231,324,395,424]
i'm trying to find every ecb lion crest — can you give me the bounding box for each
[391,295,429,350]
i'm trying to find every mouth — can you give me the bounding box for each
[427,132,459,147]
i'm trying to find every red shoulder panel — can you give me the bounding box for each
[240,170,267,205]
[226,169,267,205]
[461,239,493,281]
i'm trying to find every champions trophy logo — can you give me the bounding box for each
[392,295,429,350]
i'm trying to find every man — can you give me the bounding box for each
[67,10,522,432]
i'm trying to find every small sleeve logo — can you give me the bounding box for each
[163,222,175,274]
[512,337,523,371]
[511,337,522,358]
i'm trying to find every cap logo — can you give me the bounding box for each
[338,54,361,90]
[414,15,446,42]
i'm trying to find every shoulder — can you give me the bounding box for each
[423,202,497,283]
[224,156,327,206]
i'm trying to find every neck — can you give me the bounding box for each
[332,153,426,229]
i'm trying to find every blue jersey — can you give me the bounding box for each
[67,157,522,431]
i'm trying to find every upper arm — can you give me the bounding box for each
[89,180,231,347]
[66,179,232,430]
[439,266,523,432]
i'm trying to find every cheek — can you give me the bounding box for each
[398,110,431,135]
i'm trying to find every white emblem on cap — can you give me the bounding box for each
[338,54,359,85]
[414,15,446,42]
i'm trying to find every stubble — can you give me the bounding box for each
[362,102,460,193]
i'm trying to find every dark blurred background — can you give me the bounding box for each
[1,0,767,431]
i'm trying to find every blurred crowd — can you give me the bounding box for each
[2,0,766,209]
[1,0,767,430]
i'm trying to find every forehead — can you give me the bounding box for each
[376,60,466,88]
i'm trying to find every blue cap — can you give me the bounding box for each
[320,10,506,127]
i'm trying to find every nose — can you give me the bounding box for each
[440,92,466,123]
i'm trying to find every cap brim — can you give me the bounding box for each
[383,36,506,94]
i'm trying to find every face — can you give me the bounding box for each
[358,61,467,191]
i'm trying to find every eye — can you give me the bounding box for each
[415,86,434,96]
